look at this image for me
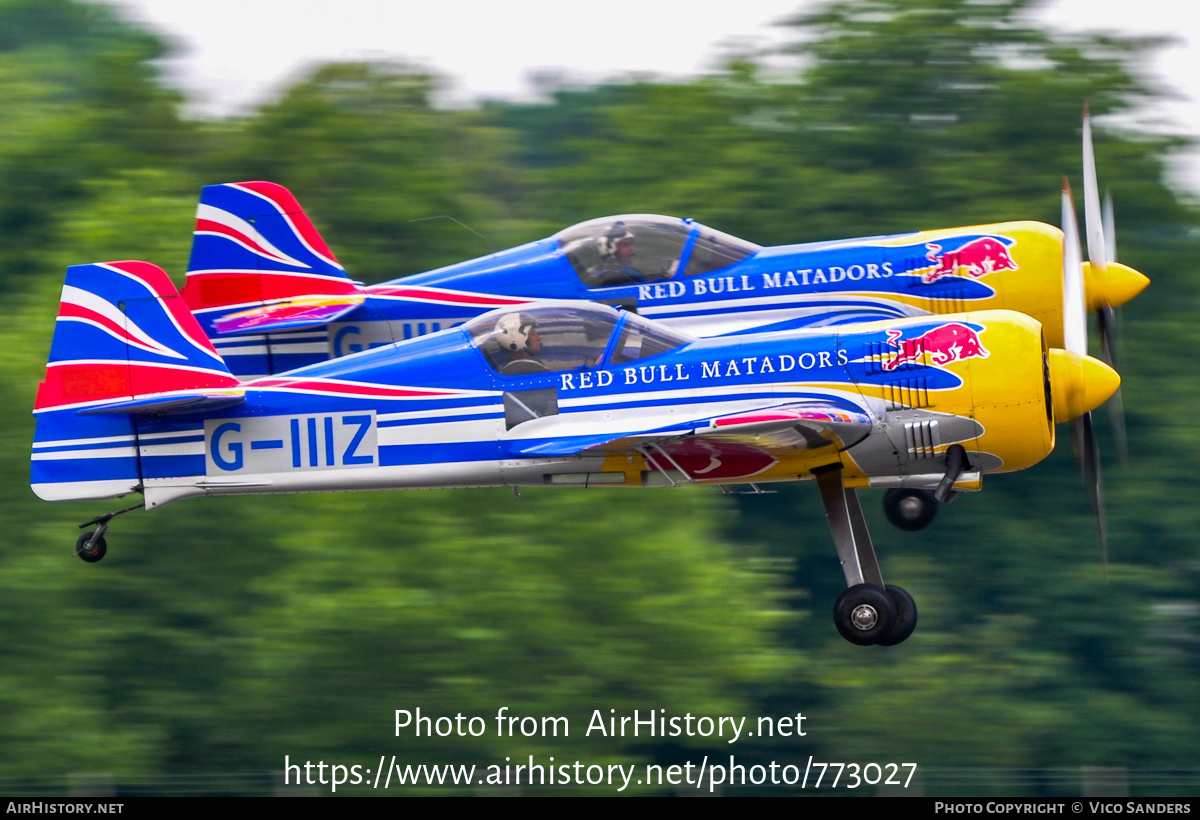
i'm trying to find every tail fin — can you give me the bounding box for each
[181,181,363,336]
[32,261,242,502]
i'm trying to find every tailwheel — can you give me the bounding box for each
[75,531,107,563]
[833,584,896,646]
[883,489,938,531]
[876,585,918,646]
[73,501,141,564]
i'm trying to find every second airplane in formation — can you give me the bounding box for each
[181,185,1145,378]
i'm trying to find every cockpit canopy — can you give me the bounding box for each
[555,215,759,288]
[466,302,693,377]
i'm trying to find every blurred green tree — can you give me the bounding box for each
[0,0,191,285]
[204,62,529,282]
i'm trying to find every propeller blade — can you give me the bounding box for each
[1096,184,1121,369]
[1062,181,1087,356]
[1071,412,1109,576]
[1079,145,1148,317]
[1107,387,1129,466]
[1097,304,1117,369]
[1082,105,1108,277]
[1063,166,1110,573]
[1103,188,1117,264]
[1097,183,1130,461]
[1097,305,1129,463]
[1066,164,1126,457]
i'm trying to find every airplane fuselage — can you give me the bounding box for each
[198,221,1066,378]
[35,305,1054,511]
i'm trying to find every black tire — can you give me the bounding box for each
[833,584,896,646]
[75,532,107,563]
[883,488,938,531]
[876,585,918,646]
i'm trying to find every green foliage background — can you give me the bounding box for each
[1,0,1197,796]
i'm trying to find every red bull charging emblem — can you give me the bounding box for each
[921,236,1018,284]
[882,323,990,372]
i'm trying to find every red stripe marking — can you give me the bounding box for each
[196,219,282,261]
[106,260,180,296]
[80,262,222,357]
[160,293,222,356]
[260,273,357,301]
[181,271,358,310]
[367,285,531,306]
[714,409,852,427]
[127,362,239,399]
[183,272,263,311]
[37,362,240,411]
[35,363,130,409]
[57,303,132,344]
[237,181,339,262]
[714,413,801,427]
[251,378,462,398]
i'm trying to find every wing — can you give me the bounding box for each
[506,400,872,460]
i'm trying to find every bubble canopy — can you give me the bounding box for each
[554,215,759,288]
[466,302,693,376]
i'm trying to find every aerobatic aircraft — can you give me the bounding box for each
[31,176,1119,647]
[181,190,1145,379]
[177,112,1144,534]
[31,262,1117,645]
[30,111,1132,645]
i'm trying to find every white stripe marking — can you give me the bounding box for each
[196,203,311,269]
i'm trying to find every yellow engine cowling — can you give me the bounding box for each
[944,310,1117,474]
[899,222,1148,350]
[956,310,1056,474]
[838,309,1090,486]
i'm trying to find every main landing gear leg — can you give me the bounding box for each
[74,502,141,563]
[814,465,917,646]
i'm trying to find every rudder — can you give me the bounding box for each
[180,181,365,376]
[32,261,241,502]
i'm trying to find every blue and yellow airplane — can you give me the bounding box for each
[31,204,1118,645]
[181,184,1146,382]
[177,113,1143,536]
[31,112,1131,644]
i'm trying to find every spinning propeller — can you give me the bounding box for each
[1080,104,1147,462]
[1058,178,1114,566]
[1056,103,1150,566]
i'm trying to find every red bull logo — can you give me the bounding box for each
[921,236,1018,284]
[882,323,990,372]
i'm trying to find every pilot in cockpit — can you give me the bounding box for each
[493,312,546,374]
[589,222,641,285]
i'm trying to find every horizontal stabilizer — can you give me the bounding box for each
[211,295,365,336]
[76,391,245,416]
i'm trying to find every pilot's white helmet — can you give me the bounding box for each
[494,312,538,352]
[597,221,634,259]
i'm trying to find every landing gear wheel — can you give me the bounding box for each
[833,584,896,646]
[75,532,107,563]
[884,488,938,531]
[876,586,918,646]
